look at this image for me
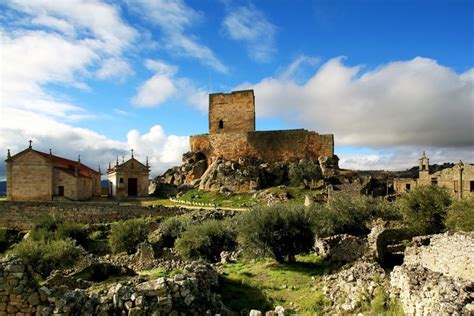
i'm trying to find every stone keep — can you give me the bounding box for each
[107,153,150,198]
[5,142,101,201]
[190,90,334,163]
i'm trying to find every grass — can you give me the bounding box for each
[142,186,319,209]
[220,254,332,314]
[177,189,255,208]
[0,197,6,202]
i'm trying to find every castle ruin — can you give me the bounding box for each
[190,90,334,163]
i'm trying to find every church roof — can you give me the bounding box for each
[6,147,100,178]
[107,157,150,174]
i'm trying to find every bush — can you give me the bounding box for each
[237,204,315,263]
[108,218,148,254]
[288,160,323,187]
[56,222,89,246]
[311,194,400,238]
[445,196,474,232]
[33,214,63,231]
[396,185,451,234]
[158,215,193,247]
[10,238,82,277]
[175,220,236,262]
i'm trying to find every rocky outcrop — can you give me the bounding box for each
[154,151,341,193]
[0,256,229,315]
[390,232,474,315]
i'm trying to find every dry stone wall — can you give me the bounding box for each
[390,232,474,315]
[0,256,229,316]
[0,201,185,230]
[403,232,474,281]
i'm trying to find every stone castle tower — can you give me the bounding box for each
[209,90,256,134]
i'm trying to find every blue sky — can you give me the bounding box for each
[1,0,473,179]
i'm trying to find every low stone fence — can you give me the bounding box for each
[0,201,185,230]
[403,232,474,281]
[0,256,228,315]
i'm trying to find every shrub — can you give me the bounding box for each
[175,220,236,262]
[311,194,372,237]
[33,214,63,231]
[445,196,474,232]
[396,185,451,234]
[158,215,193,247]
[10,238,82,277]
[237,204,315,263]
[56,222,89,246]
[28,227,56,242]
[288,160,323,187]
[108,218,148,254]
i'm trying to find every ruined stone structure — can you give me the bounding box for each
[393,151,474,198]
[190,90,334,163]
[107,151,150,198]
[5,142,100,201]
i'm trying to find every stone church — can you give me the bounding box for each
[5,141,101,201]
[393,152,474,199]
[107,150,150,198]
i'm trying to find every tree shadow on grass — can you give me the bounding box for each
[219,275,273,312]
[270,257,334,277]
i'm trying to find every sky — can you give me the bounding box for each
[0,0,473,180]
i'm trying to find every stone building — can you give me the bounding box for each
[5,141,101,201]
[107,151,150,198]
[393,151,474,199]
[190,90,334,163]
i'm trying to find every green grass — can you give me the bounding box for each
[220,254,332,314]
[143,186,320,209]
[177,189,255,208]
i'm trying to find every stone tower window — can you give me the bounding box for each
[219,119,224,129]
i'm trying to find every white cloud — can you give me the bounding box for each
[126,0,227,73]
[126,126,189,174]
[223,4,276,63]
[96,58,134,81]
[0,2,191,180]
[132,59,209,110]
[132,74,177,107]
[235,56,474,166]
[7,0,137,55]
[237,56,474,148]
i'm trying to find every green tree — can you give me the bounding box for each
[238,204,315,263]
[445,196,474,232]
[396,185,451,234]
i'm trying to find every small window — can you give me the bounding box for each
[431,178,438,186]
[405,183,411,191]
[120,178,124,183]
[58,186,64,196]
[470,181,474,192]
[218,119,224,129]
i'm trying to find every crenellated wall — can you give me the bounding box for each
[190,129,334,163]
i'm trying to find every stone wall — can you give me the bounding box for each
[0,256,228,315]
[0,201,185,230]
[190,129,334,163]
[390,232,474,315]
[209,90,255,134]
[403,232,474,281]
